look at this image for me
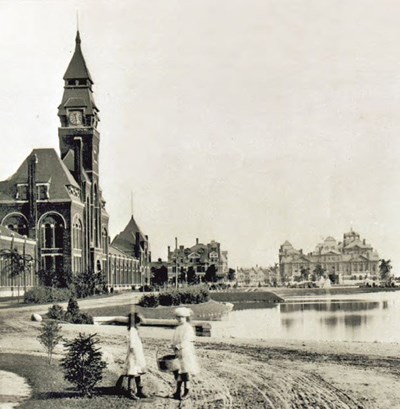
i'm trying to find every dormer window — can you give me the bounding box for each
[16,184,28,200]
[37,184,50,200]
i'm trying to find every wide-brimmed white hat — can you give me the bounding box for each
[174,307,193,317]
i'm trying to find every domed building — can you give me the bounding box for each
[279,230,380,283]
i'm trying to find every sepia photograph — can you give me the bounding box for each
[1,0,400,408]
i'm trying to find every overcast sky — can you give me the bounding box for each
[1,0,400,271]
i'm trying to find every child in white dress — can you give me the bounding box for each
[171,307,199,400]
[116,313,148,400]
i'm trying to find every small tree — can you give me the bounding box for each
[179,267,186,283]
[227,268,236,282]
[38,320,63,364]
[152,263,169,288]
[187,266,197,284]
[61,333,107,397]
[379,259,393,285]
[313,264,325,280]
[67,297,80,317]
[205,264,217,283]
[73,270,105,298]
[300,267,309,281]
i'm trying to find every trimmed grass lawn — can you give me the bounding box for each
[0,353,142,408]
[83,299,232,321]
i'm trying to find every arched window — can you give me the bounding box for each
[72,217,83,249]
[101,228,108,254]
[93,185,100,247]
[2,213,29,236]
[40,213,65,249]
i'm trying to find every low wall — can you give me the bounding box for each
[93,316,212,337]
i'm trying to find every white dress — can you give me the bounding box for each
[171,322,200,375]
[125,327,146,376]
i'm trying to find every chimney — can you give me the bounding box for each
[74,137,83,187]
[28,154,38,226]
[196,238,199,245]
[363,239,366,245]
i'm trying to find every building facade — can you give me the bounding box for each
[111,216,151,286]
[167,238,228,280]
[0,226,36,295]
[279,230,380,283]
[236,266,278,286]
[0,31,146,289]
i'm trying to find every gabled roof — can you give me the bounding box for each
[63,31,93,82]
[109,244,136,259]
[0,148,80,202]
[111,215,147,254]
[345,240,371,249]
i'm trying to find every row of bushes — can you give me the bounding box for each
[48,298,93,324]
[23,269,106,304]
[24,286,73,304]
[138,285,210,308]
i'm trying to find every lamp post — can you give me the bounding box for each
[10,233,15,299]
[23,235,27,294]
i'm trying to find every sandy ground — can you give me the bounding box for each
[1,298,400,408]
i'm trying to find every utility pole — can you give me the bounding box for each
[175,237,178,289]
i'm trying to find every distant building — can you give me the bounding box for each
[279,230,380,283]
[167,238,228,281]
[236,266,277,286]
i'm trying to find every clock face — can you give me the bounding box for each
[68,111,83,126]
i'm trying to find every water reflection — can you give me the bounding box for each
[211,291,400,342]
[281,301,380,313]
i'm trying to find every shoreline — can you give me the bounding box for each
[2,291,400,407]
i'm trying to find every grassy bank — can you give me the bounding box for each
[210,291,283,303]
[0,354,140,409]
[84,299,232,321]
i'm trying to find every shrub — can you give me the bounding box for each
[138,285,210,307]
[47,299,93,325]
[159,288,181,306]
[24,287,72,304]
[73,270,105,299]
[138,293,159,308]
[61,333,107,397]
[48,304,65,321]
[67,297,80,316]
[66,311,94,325]
[37,320,63,364]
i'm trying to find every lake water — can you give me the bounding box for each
[212,291,400,342]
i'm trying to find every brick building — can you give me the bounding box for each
[0,31,145,289]
[167,238,228,281]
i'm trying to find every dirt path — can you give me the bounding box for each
[2,303,400,408]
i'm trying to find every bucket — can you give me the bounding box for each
[157,353,180,372]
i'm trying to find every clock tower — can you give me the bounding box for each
[57,31,108,272]
[58,30,100,178]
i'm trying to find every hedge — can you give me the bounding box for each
[138,285,209,307]
[24,286,72,304]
